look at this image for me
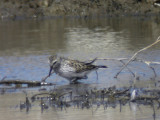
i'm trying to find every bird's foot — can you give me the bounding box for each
[70,78,80,84]
[82,76,88,79]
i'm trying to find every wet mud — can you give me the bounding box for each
[0,0,160,20]
[1,83,159,120]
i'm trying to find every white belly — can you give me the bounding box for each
[61,71,90,78]
[58,67,91,80]
[59,63,75,73]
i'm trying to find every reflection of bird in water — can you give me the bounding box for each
[46,55,107,83]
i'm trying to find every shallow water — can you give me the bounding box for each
[0,17,160,84]
[0,92,160,120]
[0,85,160,120]
[0,17,160,120]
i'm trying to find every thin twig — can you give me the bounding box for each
[114,36,160,78]
[97,58,135,76]
[119,60,135,77]
[97,58,128,61]
[96,57,159,80]
[97,58,160,65]
[136,59,157,80]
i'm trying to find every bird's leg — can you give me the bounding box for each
[41,71,54,82]
[70,78,77,84]
[70,76,88,84]
[82,75,88,79]
[70,78,79,84]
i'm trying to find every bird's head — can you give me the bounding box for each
[48,55,58,76]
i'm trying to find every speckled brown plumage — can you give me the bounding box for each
[48,55,107,83]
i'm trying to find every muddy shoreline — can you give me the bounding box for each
[0,0,160,20]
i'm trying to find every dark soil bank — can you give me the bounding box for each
[0,0,160,19]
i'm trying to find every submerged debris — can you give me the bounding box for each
[20,96,31,113]
[16,85,159,120]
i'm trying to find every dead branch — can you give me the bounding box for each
[31,92,51,101]
[136,59,157,80]
[97,57,160,80]
[119,60,135,77]
[97,58,135,77]
[114,36,160,78]
[97,58,128,61]
[0,79,41,85]
[0,79,55,86]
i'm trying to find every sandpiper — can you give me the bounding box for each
[47,55,107,83]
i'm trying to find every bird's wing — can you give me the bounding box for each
[68,60,97,73]
[85,58,97,65]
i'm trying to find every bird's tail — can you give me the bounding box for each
[97,65,108,68]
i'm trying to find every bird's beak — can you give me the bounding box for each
[49,66,53,76]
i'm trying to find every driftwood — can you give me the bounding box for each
[97,57,160,81]
[97,58,136,77]
[114,36,160,78]
[0,79,55,86]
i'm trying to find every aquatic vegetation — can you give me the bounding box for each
[15,85,160,120]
